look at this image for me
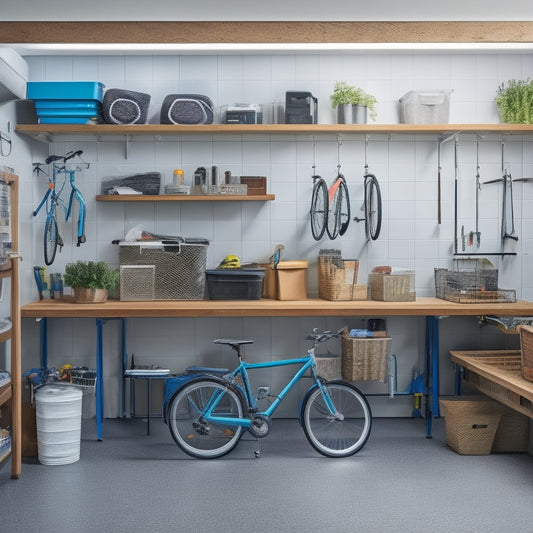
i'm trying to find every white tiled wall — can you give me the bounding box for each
[11,51,532,417]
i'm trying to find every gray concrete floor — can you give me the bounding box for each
[1,416,533,533]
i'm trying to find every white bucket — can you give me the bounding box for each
[35,384,83,465]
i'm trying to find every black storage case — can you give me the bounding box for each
[284,91,318,124]
[206,268,265,300]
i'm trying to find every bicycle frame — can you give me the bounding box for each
[202,350,338,429]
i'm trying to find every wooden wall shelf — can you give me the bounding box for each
[96,194,275,202]
[15,123,533,143]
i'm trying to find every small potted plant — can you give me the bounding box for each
[330,81,377,124]
[64,260,119,303]
[496,79,533,124]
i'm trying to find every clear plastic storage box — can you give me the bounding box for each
[399,90,452,124]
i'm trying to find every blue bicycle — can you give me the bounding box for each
[32,150,88,265]
[164,329,372,458]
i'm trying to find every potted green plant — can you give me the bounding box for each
[496,79,533,124]
[64,260,119,303]
[330,82,377,124]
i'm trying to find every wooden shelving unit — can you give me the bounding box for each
[0,171,20,479]
[14,123,533,142]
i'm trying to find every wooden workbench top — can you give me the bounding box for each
[20,297,533,319]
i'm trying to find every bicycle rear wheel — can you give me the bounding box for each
[301,380,372,457]
[44,215,59,266]
[365,174,382,241]
[167,378,246,459]
[310,177,328,241]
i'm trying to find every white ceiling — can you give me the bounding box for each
[2,0,533,21]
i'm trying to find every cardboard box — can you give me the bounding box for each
[262,260,308,300]
[240,176,267,196]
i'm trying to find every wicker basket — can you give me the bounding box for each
[369,271,415,302]
[318,255,366,301]
[315,355,342,380]
[519,325,533,382]
[341,333,391,382]
[439,397,502,455]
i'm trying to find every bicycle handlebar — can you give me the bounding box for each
[45,150,83,165]
[305,327,344,344]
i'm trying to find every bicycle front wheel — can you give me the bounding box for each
[365,175,382,241]
[301,380,372,457]
[310,177,328,241]
[44,215,59,266]
[168,378,246,459]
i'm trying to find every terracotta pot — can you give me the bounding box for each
[72,288,108,304]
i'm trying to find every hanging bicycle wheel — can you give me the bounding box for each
[310,177,328,241]
[301,380,372,457]
[337,176,351,236]
[326,175,350,240]
[43,215,59,266]
[365,174,382,241]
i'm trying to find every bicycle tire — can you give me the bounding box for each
[326,175,350,240]
[337,175,351,236]
[167,377,246,459]
[43,215,59,266]
[365,174,382,241]
[310,177,328,241]
[301,380,372,457]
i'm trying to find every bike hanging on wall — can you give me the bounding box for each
[32,150,88,266]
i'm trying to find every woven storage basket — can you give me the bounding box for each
[315,355,341,380]
[369,271,415,301]
[341,333,391,382]
[318,256,366,300]
[439,397,502,455]
[519,325,533,382]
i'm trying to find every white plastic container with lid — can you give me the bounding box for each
[35,384,83,465]
[0,46,28,102]
[399,90,453,124]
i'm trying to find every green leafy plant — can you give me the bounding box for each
[496,79,533,124]
[64,260,119,290]
[330,81,377,120]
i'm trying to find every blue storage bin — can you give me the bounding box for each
[27,81,105,101]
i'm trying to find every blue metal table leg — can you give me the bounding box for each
[424,316,440,438]
[431,316,440,418]
[120,318,127,418]
[40,317,48,368]
[96,318,104,441]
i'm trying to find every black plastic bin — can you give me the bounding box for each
[206,268,265,300]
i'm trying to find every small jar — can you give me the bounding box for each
[173,169,184,186]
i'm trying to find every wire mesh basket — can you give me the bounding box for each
[435,264,515,304]
[70,367,97,395]
[119,239,208,300]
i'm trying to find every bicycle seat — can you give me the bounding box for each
[214,339,254,347]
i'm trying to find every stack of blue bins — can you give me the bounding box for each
[27,81,105,124]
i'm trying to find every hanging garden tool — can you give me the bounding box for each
[269,244,284,268]
[405,367,426,418]
[437,140,442,225]
[484,139,518,242]
[471,138,482,249]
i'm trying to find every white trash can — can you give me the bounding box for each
[35,384,83,465]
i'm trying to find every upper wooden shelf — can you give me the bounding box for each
[15,123,533,142]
